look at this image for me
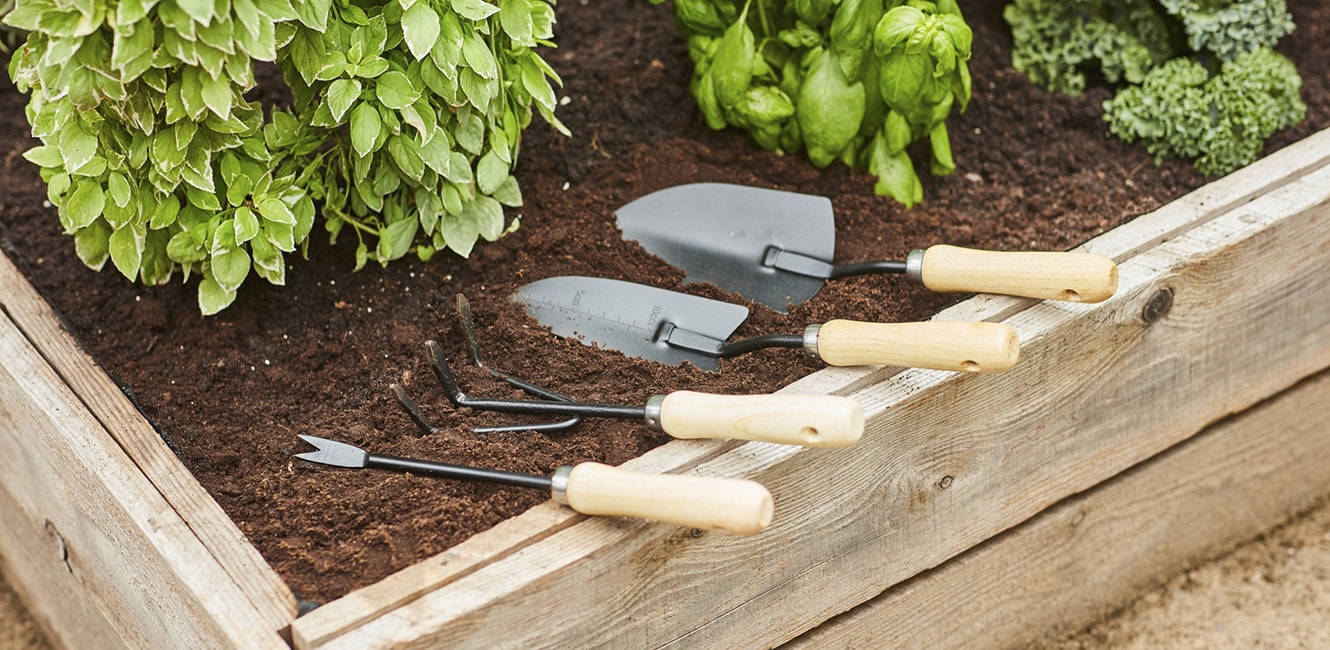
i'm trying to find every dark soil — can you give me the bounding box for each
[1,1,1326,605]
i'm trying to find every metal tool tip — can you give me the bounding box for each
[294,435,369,468]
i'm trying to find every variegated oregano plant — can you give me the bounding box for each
[4,0,565,314]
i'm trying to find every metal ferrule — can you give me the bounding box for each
[551,466,573,505]
[643,394,666,432]
[905,249,926,284]
[802,324,822,360]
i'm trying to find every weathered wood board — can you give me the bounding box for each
[785,368,1330,648]
[0,126,1327,649]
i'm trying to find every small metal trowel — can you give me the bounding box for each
[514,276,1019,373]
[616,182,1119,312]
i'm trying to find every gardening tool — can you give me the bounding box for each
[615,182,1119,312]
[294,435,773,535]
[424,340,864,447]
[514,276,1019,373]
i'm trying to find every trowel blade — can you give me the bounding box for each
[616,183,837,312]
[513,276,751,371]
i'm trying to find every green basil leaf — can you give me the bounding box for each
[109,223,145,282]
[325,79,361,124]
[492,175,522,207]
[375,71,418,110]
[250,233,286,285]
[295,0,332,30]
[879,51,932,111]
[475,149,508,195]
[402,2,442,60]
[451,0,500,22]
[73,218,113,270]
[256,197,296,225]
[499,0,535,45]
[168,229,208,263]
[107,172,132,208]
[350,102,382,156]
[58,121,98,173]
[461,32,498,80]
[66,179,106,231]
[211,245,251,293]
[234,206,261,243]
[874,5,926,56]
[382,217,417,261]
[797,49,866,168]
[198,272,238,316]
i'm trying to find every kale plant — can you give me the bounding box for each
[1104,47,1304,176]
[1004,0,1304,176]
[656,0,974,207]
[4,0,563,314]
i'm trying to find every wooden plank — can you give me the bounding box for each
[0,307,289,648]
[294,134,1330,648]
[0,250,297,632]
[785,368,1330,649]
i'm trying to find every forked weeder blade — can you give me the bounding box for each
[295,435,369,468]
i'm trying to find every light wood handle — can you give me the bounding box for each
[814,320,1019,372]
[918,245,1119,303]
[563,463,774,535]
[658,391,863,447]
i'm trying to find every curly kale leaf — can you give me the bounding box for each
[1103,47,1305,176]
[1156,0,1294,62]
[1004,0,1178,95]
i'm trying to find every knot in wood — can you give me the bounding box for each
[938,475,954,489]
[1142,287,1174,324]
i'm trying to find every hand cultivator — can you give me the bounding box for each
[419,338,864,448]
[385,295,863,447]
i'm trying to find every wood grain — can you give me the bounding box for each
[786,368,1330,649]
[918,246,1118,303]
[0,308,288,649]
[0,250,297,634]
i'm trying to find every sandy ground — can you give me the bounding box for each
[1039,496,1330,649]
[4,497,1330,648]
[0,575,47,650]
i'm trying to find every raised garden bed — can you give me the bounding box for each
[2,0,1329,647]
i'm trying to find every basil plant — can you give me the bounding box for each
[658,0,973,207]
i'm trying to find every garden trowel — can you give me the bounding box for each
[514,276,1019,373]
[615,183,1119,312]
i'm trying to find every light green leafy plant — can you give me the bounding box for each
[0,0,19,51]
[658,0,973,207]
[1003,0,1177,95]
[5,0,563,314]
[1004,0,1303,176]
[1104,47,1304,176]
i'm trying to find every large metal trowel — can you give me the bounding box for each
[514,276,1019,373]
[616,183,1119,312]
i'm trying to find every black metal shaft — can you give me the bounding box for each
[453,396,647,420]
[427,339,647,421]
[715,333,805,358]
[828,260,907,279]
[365,454,553,490]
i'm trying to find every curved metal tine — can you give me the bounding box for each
[450,296,582,434]
[392,383,437,436]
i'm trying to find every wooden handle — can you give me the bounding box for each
[814,320,1019,372]
[658,391,863,447]
[563,463,774,535]
[918,245,1119,303]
